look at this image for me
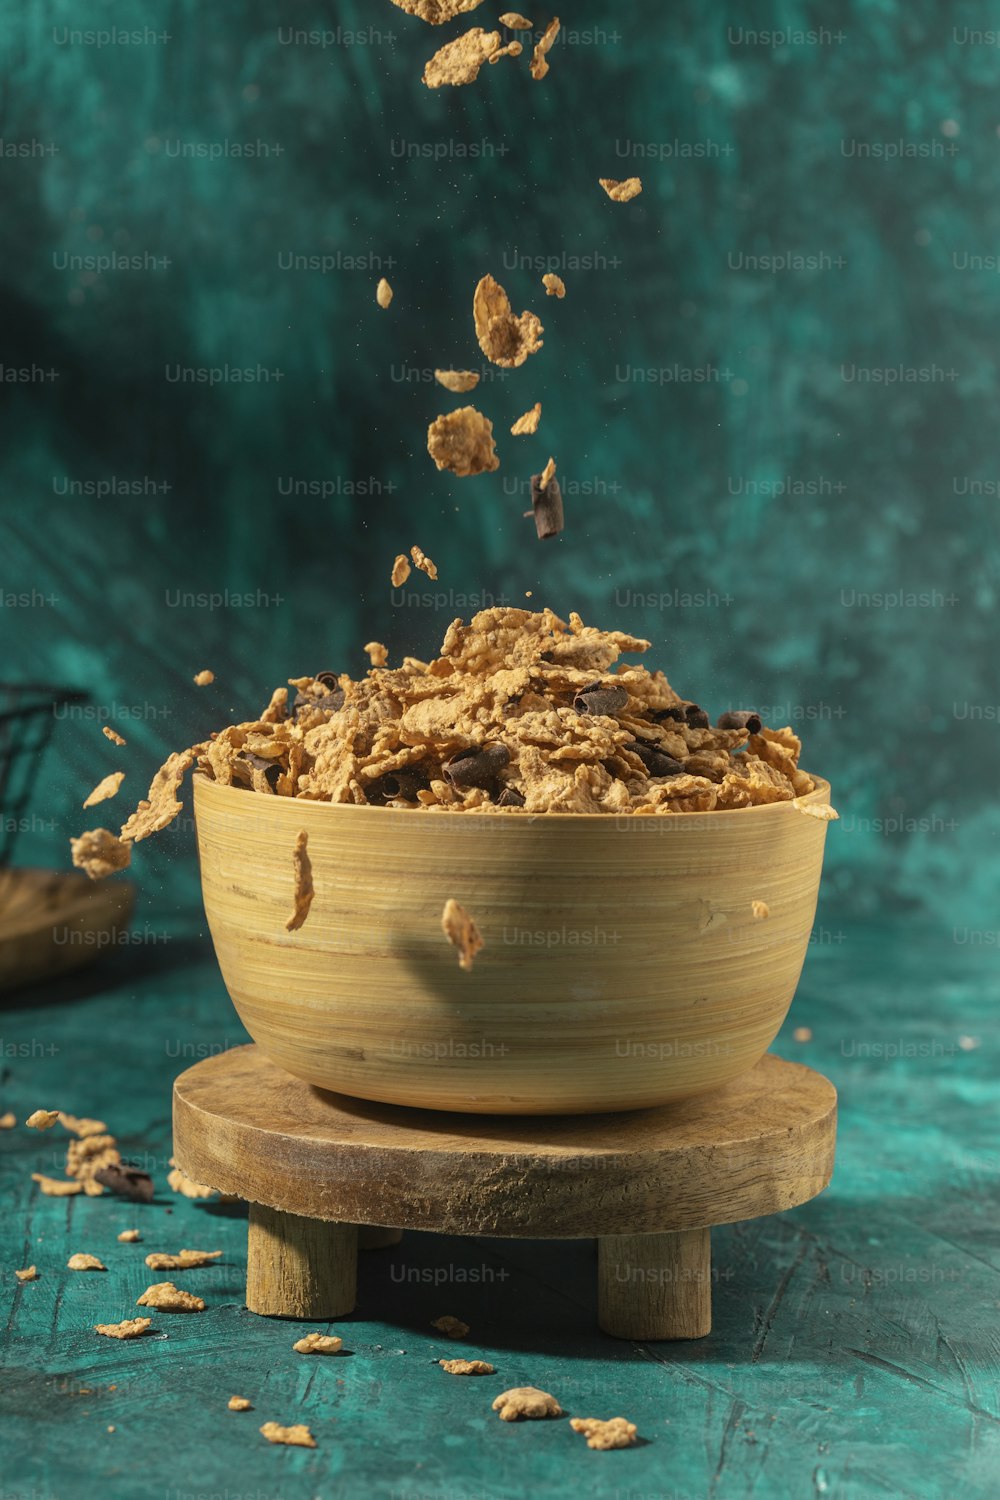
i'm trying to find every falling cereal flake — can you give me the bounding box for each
[83,772,125,810]
[511,403,541,436]
[500,12,532,27]
[391,553,411,587]
[542,272,566,298]
[410,544,438,580]
[958,1036,980,1051]
[26,1109,60,1131]
[435,368,480,393]
[389,0,486,21]
[431,1314,470,1338]
[599,176,642,203]
[193,670,215,686]
[376,277,393,308]
[423,28,501,88]
[529,17,559,79]
[364,642,389,668]
[70,828,131,881]
[489,40,523,63]
[103,726,127,746]
[793,1026,813,1042]
[0,1112,16,1129]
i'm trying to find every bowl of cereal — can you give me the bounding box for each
[191,607,837,1115]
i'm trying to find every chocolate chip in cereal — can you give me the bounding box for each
[529,17,560,79]
[427,406,500,477]
[599,176,643,202]
[376,277,394,308]
[285,830,315,933]
[717,710,762,734]
[542,272,566,298]
[473,275,544,368]
[435,368,480,393]
[82,772,125,809]
[511,402,541,435]
[492,1386,563,1420]
[431,1313,470,1338]
[569,1416,638,1450]
[391,553,412,587]
[136,1282,206,1312]
[410,544,439,580]
[102,726,127,746]
[423,28,501,87]
[441,902,483,973]
[70,828,131,881]
[95,1318,151,1339]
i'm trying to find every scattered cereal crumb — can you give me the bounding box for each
[293,1333,344,1355]
[107,1426,116,1434]
[376,277,393,308]
[26,1109,60,1131]
[511,402,541,436]
[67,1253,107,1272]
[391,553,412,588]
[427,406,499,477]
[103,727,127,747]
[958,1035,980,1051]
[751,900,770,920]
[473,274,543,368]
[569,1416,638,1450]
[599,176,643,203]
[529,16,559,79]
[364,641,389,668]
[83,772,125,810]
[166,1165,215,1199]
[70,827,131,881]
[542,272,566,298]
[82,1178,106,1197]
[66,1132,120,1183]
[15,1266,37,1283]
[489,39,522,62]
[144,1249,223,1271]
[285,829,314,933]
[118,1230,142,1243]
[228,1396,253,1411]
[58,1113,108,1137]
[260,1421,317,1449]
[390,0,485,21]
[95,1318,151,1340]
[525,590,533,597]
[137,1281,206,1313]
[435,368,480,393]
[792,799,839,821]
[423,28,501,88]
[492,1386,563,1421]
[441,901,483,973]
[193,670,215,686]
[32,1173,82,1197]
[0,1111,16,1129]
[410,544,438,580]
[431,1314,470,1339]
[439,1358,494,1375]
[500,11,532,26]
[119,749,195,845]
[793,1026,813,1042]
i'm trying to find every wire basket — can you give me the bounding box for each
[0,684,89,868]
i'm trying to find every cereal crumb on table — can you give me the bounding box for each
[228,1396,253,1411]
[67,1253,107,1272]
[14,1266,37,1283]
[293,1333,344,1355]
[95,1318,151,1340]
[439,1358,494,1375]
[431,1314,470,1338]
[260,1421,317,1448]
[492,1386,563,1421]
[136,1282,206,1312]
[144,1249,222,1270]
[117,1230,142,1243]
[31,1173,82,1197]
[569,1416,639,1450]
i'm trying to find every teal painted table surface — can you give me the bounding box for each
[1,915,996,1500]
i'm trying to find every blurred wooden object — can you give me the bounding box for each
[0,868,135,993]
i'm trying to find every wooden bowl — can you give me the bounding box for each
[193,774,834,1114]
[0,868,136,994]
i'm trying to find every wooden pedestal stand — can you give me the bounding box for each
[172,1045,836,1340]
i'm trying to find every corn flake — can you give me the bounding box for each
[427,406,499,477]
[423,28,501,87]
[599,176,643,202]
[473,274,543,367]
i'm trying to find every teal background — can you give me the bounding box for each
[2,9,1000,1498]
[1,0,997,927]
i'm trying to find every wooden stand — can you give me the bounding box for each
[172,1045,836,1340]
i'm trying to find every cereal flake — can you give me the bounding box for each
[511,403,541,435]
[260,1422,317,1448]
[83,772,125,809]
[118,1230,142,1243]
[441,901,483,972]
[193,670,215,686]
[293,1333,344,1355]
[435,368,480,393]
[15,1266,38,1283]
[427,407,499,477]
[492,1386,563,1421]
[439,1358,494,1375]
[391,553,412,587]
[390,0,485,21]
[542,272,565,298]
[136,1282,206,1312]
[410,544,438,580]
[569,1416,638,1450]
[70,828,131,881]
[67,1253,107,1272]
[228,1396,253,1411]
[95,1318,151,1339]
[431,1314,470,1338]
[376,277,393,308]
[103,727,127,746]
[599,176,643,202]
[364,642,389,668]
[285,829,315,932]
[473,274,543,367]
[500,11,532,26]
[32,1173,82,1197]
[26,1109,59,1130]
[144,1250,223,1270]
[529,17,560,79]
[751,899,770,920]
[423,28,501,88]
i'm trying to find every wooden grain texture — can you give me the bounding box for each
[598,1228,712,1340]
[172,1046,836,1236]
[0,869,135,992]
[246,1203,357,1319]
[193,773,833,1113]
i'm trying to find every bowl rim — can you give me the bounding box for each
[192,769,832,827]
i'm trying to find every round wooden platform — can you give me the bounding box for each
[173,1046,835,1339]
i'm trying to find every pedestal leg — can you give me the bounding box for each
[246,1204,357,1319]
[358,1226,403,1249]
[598,1228,712,1340]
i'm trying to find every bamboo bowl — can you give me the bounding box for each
[194,774,833,1115]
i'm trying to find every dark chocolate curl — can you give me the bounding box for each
[366,769,430,805]
[443,743,511,789]
[684,704,710,729]
[717,710,762,734]
[573,682,629,717]
[94,1164,155,1203]
[496,787,525,808]
[628,741,685,778]
[316,672,340,688]
[652,705,687,724]
[530,472,564,539]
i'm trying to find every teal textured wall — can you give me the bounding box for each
[1,1,997,925]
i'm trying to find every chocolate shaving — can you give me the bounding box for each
[573,682,629,717]
[717,710,762,734]
[529,470,564,540]
[684,704,710,729]
[238,752,282,790]
[316,672,340,689]
[443,743,510,789]
[495,787,525,808]
[293,688,344,720]
[94,1164,155,1203]
[628,742,685,778]
[367,769,431,805]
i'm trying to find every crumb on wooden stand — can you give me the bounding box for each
[285,830,314,932]
[441,901,483,972]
